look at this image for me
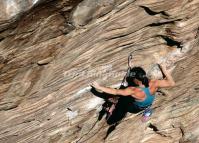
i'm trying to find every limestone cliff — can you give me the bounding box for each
[0,0,199,143]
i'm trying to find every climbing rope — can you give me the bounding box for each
[121,51,135,86]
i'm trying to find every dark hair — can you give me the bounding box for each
[126,67,149,87]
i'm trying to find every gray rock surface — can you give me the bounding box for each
[0,0,49,31]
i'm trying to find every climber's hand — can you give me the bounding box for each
[90,81,101,89]
[158,63,167,71]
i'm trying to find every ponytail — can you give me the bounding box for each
[142,76,149,87]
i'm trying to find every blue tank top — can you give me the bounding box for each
[133,87,155,108]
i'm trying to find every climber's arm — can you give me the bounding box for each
[91,82,132,96]
[156,64,175,88]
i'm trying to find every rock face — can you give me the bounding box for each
[0,0,47,31]
[0,0,199,143]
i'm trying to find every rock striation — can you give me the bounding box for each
[0,0,199,143]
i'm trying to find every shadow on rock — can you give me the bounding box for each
[90,85,143,139]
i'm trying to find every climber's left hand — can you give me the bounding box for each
[90,81,101,89]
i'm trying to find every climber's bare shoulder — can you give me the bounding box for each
[149,80,158,87]
[148,80,159,94]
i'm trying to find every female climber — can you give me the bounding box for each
[90,64,175,120]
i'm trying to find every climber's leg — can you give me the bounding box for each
[141,107,153,122]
